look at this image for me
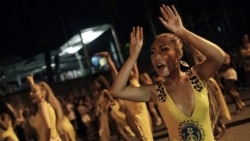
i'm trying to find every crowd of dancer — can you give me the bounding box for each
[1,4,249,141]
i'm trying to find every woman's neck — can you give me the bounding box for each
[164,69,186,85]
[37,100,46,107]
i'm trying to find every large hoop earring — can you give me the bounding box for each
[180,60,190,68]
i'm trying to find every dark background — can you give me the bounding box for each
[0,0,249,64]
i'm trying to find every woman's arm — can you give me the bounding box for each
[132,62,139,81]
[159,4,225,81]
[96,51,118,81]
[110,26,153,102]
[39,102,51,140]
[0,113,9,130]
[26,74,35,86]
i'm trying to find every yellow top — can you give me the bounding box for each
[124,100,153,141]
[154,68,214,141]
[124,77,153,141]
[33,103,61,141]
[95,91,111,141]
[61,116,76,141]
[109,100,135,137]
[0,115,19,141]
[207,77,231,121]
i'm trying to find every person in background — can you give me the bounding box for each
[231,33,250,90]
[15,108,27,141]
[239,33,250,87]
[219,53,246,114]
[108,96,136,141]
[0,99,19,141]
[66,94,78,131]
[110,4,225,141]
[95,89,113,141]
[22,108,39,141]
[26,74,63,141]
[57,96,76,141]
[89,74,114,140]
[121,63,154,141]
[76,95,95,140]
[95,52,135,141]
[139,72,163,126]
[206,77,230,139]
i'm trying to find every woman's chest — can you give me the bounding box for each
[168,86,195,117]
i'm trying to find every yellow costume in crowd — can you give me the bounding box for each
[124,64,153,141]
[109,100,135,138]
[207,77,231,126]
[33,103,61,141]
[0,115,19,141]
[95,89,112,141]
[61,116,76,141]
[124,100,153,141]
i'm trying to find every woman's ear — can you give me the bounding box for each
[178,55,182,60]
[177,49,183,60]
[179,49,183,59]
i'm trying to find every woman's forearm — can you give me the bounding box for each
[110,55,138,96]
[110,26,144,100]
[178,28,225,64]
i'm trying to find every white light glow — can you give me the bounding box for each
[59,45,82,56]
[41,63,56,69]
[81,31,103,44]
[99,57,107,67]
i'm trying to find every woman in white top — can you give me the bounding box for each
[219,53,246,114]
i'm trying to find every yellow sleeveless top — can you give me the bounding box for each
[0,115,19,141]
[109,100,135,137]
[34,103,61,141]
[154,68,214,141]
[124,79,153,141]
[124,100,153,141]
[61,116,76,141]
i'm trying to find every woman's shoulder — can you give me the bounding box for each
[38,101,49,108]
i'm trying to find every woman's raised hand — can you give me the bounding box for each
[129,26,143,58]
[26,74,35,86]
[158,4,184,34]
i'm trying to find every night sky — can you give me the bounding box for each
[0,0,249,63]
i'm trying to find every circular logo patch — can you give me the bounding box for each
[178,120,205,141]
